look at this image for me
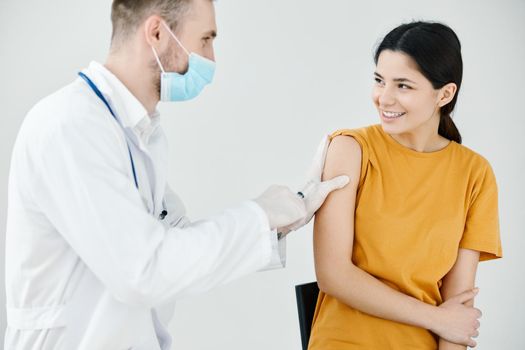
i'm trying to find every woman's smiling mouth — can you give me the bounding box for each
[381,110,406,119]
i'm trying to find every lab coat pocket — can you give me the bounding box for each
[162,186,189,228]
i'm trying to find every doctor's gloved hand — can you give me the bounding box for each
[254,185,307,230]
[254,135,350,235]
[282,134,349,234]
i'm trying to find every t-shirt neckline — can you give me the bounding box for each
[376,124,456,158]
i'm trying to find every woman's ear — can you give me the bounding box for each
[437,82,458,108]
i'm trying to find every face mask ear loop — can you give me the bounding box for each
[162,21,190,56]
[151,46,166,73]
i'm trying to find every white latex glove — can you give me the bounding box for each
[254,135,350,234]
[282,134,350,233]
[253,185,307,230]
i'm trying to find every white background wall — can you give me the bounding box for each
[1,0,524,348]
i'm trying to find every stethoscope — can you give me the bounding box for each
[78,72,168,221]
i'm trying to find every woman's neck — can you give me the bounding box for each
[389,116,450,153]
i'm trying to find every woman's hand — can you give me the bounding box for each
[430,288,481,347]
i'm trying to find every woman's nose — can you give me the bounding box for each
[378,88,396,107]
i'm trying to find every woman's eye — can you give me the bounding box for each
[399,84,411,89]
[374,78,384,85]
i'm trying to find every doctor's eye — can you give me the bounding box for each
[201,38,212,47]
[398,84,412,90]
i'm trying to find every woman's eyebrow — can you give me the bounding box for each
[374,72,417,84]
[393,78,417,84]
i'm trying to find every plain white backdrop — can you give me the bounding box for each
[1,0,524,348]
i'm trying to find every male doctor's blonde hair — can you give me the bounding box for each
[110,0,195,49]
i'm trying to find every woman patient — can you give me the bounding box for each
[308,21,502,349]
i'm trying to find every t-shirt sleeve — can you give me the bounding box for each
[459,162,502,261]
[329,128,369,189]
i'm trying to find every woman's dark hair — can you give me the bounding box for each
[374,21,463,144]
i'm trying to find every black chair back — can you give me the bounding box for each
[295,281,320,350]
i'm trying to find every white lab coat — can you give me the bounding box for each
[5,61,285,350]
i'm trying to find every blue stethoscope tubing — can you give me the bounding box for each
[78,72,139,189]
[78,72,168,220]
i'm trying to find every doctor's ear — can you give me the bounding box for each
[437,82,458,108]
[143,15,165,46]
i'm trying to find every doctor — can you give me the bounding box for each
[5,0,349,349]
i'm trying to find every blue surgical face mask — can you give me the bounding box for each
[151,22,216,102]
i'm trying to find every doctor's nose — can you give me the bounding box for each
[207,47,215,62]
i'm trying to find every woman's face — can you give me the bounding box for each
[372,50,442,135]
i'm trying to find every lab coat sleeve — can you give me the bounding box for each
[163,184,286,271]
[30,109,281,308]
[248,200,287,271]
[264,228,287,270]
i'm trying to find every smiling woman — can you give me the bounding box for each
[308,22,502,350]
[372,21,463,147]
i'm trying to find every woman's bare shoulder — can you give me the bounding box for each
[323,135,362,186]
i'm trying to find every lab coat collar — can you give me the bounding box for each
[81,61,161,144]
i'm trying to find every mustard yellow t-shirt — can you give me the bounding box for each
[308,124,502,350]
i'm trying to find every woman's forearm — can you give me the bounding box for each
[437,248,480,349]
[318,263,441,332]
[439,338,466,349]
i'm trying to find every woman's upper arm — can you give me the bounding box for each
[440,248,480,304]
[313,135,362,291]
[438,249,480,348]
